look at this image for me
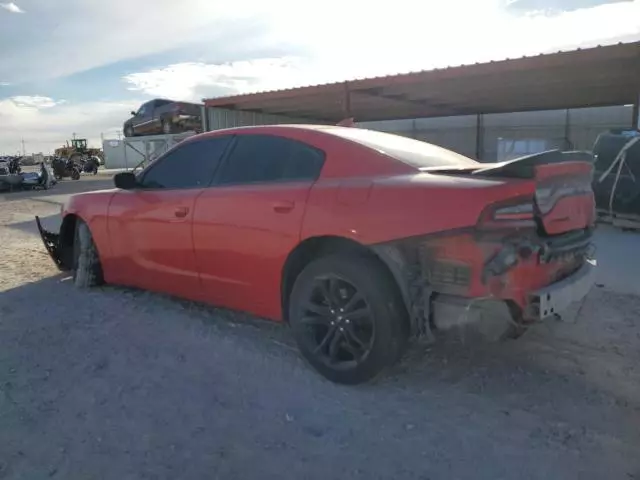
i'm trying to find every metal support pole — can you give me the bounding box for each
[343,82,352,119]
[564,109,572,150]
[475,113,484,161]
[201,104,209,132]
[123,139,129,171]
[144,139,150,167]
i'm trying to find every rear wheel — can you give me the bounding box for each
[72,220,104,288]
[288,254,408,385]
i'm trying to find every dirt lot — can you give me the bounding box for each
[1,176,640,480]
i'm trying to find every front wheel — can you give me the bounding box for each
[72,220,104,288]
[288,254,409,385]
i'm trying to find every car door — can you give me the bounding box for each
[108,136,233,300]
[131,101,155,135]
[192,133,326,320]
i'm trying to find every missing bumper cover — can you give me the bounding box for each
[35,215,66,271]
[529,259,596,320]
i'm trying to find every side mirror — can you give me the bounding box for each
[130,110,136,116]
[114,172,138,190]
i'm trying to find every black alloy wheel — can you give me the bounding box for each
[301,275,375,369]
[289,254,408,385]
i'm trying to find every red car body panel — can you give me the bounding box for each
[53,125,596,328]
[63,189,115,263]
[107,189,204,301]
[192,181,314,320]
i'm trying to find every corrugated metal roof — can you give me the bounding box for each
[204,41,640,122]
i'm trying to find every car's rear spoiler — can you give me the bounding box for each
[422,150,594,179]
[471,150,594,179]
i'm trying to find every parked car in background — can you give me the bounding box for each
[123,99,203,137]
[0,158,10,175]
[36,125,597,385]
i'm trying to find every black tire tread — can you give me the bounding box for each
[289,253,408,385]
[72,220,104,288]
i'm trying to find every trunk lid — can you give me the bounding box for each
[425,150,596,235]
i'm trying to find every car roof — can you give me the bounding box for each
[198,124,345,134]
[193,124,478,169]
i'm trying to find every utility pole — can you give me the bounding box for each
[21,138,26,156]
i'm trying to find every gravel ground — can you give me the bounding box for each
[1,177,640,480]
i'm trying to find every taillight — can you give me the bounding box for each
[478,196,536,230]
[535,183,592,214]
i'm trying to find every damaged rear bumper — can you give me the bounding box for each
[35,215,67,271]
[529,259,596,320]
[373,228,597,340]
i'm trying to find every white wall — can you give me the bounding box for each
[103,132,196,169]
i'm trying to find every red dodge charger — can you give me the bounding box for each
[36,125,597,384]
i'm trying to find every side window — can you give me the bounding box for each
[217,134,325,186]
[139,136,232,189]
[283,140,325,181]
[136,102,150,116]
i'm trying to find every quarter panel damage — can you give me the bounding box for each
[372,227,595,341]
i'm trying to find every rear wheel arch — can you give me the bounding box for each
[281,236,410,326]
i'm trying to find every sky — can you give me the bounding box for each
[0,0,639,154]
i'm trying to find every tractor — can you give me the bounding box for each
[55,138,102,163]
[54,138,103,175]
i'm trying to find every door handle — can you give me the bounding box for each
[272,201,294,213]
[174,206,189,218]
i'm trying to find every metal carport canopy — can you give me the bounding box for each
[203,41,640,123]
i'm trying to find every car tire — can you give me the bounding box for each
[288,253,409,385]
[72,220,104,288]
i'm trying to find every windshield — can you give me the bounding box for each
[327,127,479,169]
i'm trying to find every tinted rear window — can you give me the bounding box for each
[327,127,479,169]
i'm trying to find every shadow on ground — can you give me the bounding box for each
[1,274,639,479]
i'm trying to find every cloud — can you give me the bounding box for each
[2,0,639,86]
[0,97,143,154]
[0,2,24,13]
[119,0,640,101]
[9,96,62,109]
[123,58,306,101]
[1,0,639,154]
[505,0,631,14]
[0,0,280,84]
